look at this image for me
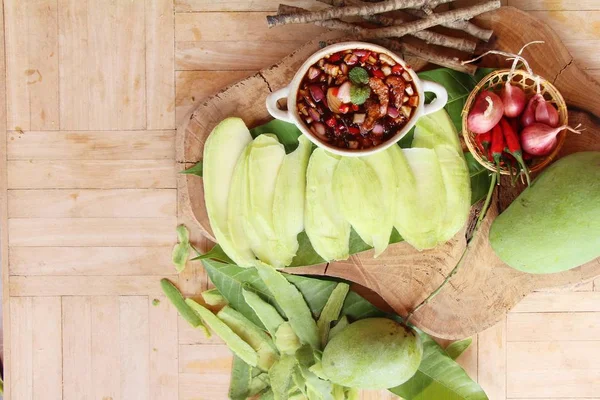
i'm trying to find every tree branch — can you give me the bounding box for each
[267,0,455,27]
[406,7,494,42]
[354,0,501,40]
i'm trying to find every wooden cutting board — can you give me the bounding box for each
[176,7,600,339]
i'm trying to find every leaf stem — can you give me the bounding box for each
[405,172,497,323]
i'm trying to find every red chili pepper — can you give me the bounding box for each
[348,127,360,135]
[499,118,531,185]
[491,123,504,183]
[339,104,350,114]
[372,68,385,79]
[391,65,403,75]
[359,51,371,64]
[351,104,359,111]
[508,117,519,135]
[475,131,492,156]
[325,116,336,128]
[329,52,343,63]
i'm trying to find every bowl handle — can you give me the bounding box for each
[421,80,448,116]
[266,86,293,122]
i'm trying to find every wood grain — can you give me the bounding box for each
[4,0,59,131]
[8,189,176,218]
[120,296,150,400]
[478,319,507,400]
[9,246,174,276]
[7,130,176,160]
[149,296,179,400]
[7,160,177,189]
[90,296,120,400]
[146,0,176,130]
[62,296,93,400]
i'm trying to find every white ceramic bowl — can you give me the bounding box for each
[266,41,448,156]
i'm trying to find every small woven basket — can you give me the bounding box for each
[462,69,568,175]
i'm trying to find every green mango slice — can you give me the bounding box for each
[316,283,350,348]
[242,288,285,336]
[201,288,228,307]
[185,299,258,367]
[203,117,254,266]
[273,135,313,266]
[255,263,320,349]
[218,305,279,371]
[269,355,298,400]
[275,322,302,355]
[304,149,350,261]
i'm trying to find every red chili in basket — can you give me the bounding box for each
[499,118,531,186]
[491,123,505,183]
[475,131,492,155]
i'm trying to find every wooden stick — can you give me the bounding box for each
[335,0,477,53]
[279,4,477,74]
[406,7,494,42]
[279,4,476,53]
[267,0,455,28]
[355,0,501,40]
[375,38,477,75]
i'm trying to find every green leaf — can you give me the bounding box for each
[180,162,203,176]
[349,84,370,105]
[389,332,488,400]
[250,119,303,154]
[191,245,234,264]
[349,67,369,85]
[465,152,493,205]
[229,355,252,400]
[160,278,210,337]
[446,337,473,360]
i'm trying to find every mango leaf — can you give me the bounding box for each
[389,332,488,400]
[180,162,203,176]
[466,153,492,205]
[203,260,486,400]
[446,338,473,360]
[250,119,303,154]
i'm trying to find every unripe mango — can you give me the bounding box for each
[490,152,600,274]
[321,318,422,389]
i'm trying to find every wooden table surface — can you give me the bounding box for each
[0,1,599,399]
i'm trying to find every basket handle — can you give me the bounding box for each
[266,86,294,122]
[421,80,448,116]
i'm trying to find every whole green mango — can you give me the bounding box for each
[489,152,600,274]
[321,318,422,389]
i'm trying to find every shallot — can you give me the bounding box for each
[501,82,526,117]
[337,81,352,103]
[521,123,583,156]
[535,100,559,127]
[521,93,544,128]
[467,90,504,134]
[309,85,324,103]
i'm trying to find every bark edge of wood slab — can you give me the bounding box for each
[176,8,600,339]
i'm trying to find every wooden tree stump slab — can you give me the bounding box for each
[176,7,600,339]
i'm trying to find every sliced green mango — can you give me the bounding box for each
[218,305,279,371]
[160,278,209,337]
[316,283,350,348]
[273,135,312,266]
[344,388,359,400]
[227,143,258,267]
[201,288,228,307]
[393,148,447,250]
[185,299,258,367]
[305,149,350,261]
[229,355,252,400]
[245,134,287,267]
[269,355,298,400]
[242,289,285,336]
[412,109,461,153]
[333,153,394,257]
[172,225,190,273]
[327,316,349,342]
[203,117,254,266]
[249,372,270,396]
[255,262,320,349]
[299,365,334,400]
[434,144,471,242]
[275,322,302,355]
